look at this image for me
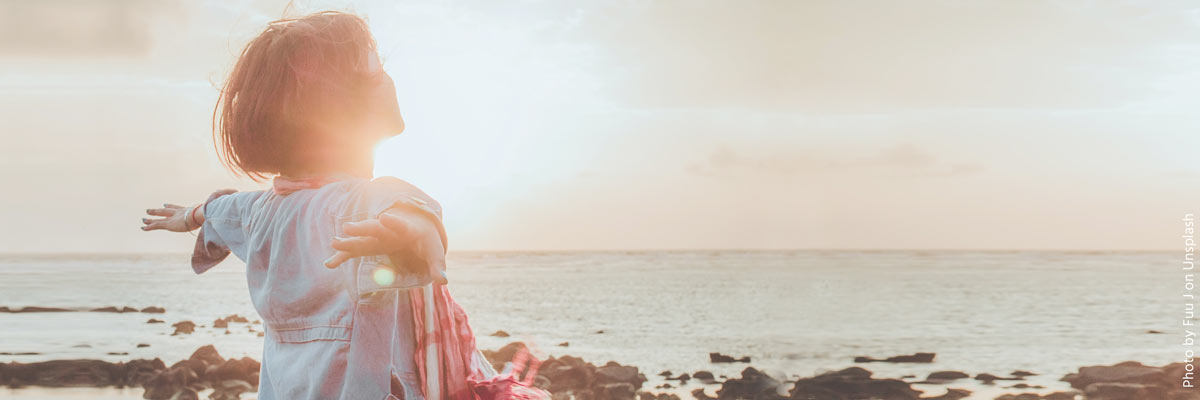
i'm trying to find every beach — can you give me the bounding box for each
[0,250,1184,399]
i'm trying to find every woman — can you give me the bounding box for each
[140,11,495,399]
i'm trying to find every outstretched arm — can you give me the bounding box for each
[141,189,238,232]
[325,206,449,284]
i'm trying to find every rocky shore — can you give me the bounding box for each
[2,345,1197,400]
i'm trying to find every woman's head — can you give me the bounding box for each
[214,11,403,180]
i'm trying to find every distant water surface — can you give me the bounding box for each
[0,250,1179,399]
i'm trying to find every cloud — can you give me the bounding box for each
[562,1,1200,112]
[687,143,983,178]
[0,0,185,57]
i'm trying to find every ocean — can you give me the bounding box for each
[0,250,1181,399]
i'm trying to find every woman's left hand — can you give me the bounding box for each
[326,210,448,284]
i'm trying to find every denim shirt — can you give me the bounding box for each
[192,177,444,400]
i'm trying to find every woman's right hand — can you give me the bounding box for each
[142,203,195,232]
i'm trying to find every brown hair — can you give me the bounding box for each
[213,11,378,181]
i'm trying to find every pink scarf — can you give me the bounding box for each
[272,175,514,399]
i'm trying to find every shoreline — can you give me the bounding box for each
[2,344,1192,400]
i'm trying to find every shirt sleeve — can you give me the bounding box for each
[362,177,448,253]
[191,190,252,274]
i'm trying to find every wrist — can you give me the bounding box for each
[185,203,204,231]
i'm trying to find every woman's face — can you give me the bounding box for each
[364,51,405,138]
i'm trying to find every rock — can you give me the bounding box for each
[691,388,715,400]
[210,379,254,400]
[137,344,151,348]
[596,361,646,389]
[107,352,128,356]
[89,306,138,313]
[490,330,510,337]
[1146,330,1165,334]
[147,318,164,324]
[539,355,595,393]
[713,367,785,399]
[595,330,605,334]
[188,345,224,366]
[994,394,1049,400]
[853,352,935,363]
[206,357,260,385]
[975,373,1023,383]
[925,388,971,400]
[1061,363,1165,390]
[213,315,250,329]
[658,370,672,377]
[1085,382,1166,399]
[143,362,199,399]
[167,386,199,400]
[170,321,195,336]
[1011,370,1037,377]
[789,366,923,400]
[693,370,716,382]
[558,342,569,347]
[481,342,527,372]
[636,392,680,400]
[9,306,73,313]
[141,306,166,314]
[926,371,970,381]
[709,352,751,363]
[598,382,636,400]
[0,357,165,386]
[256,332,264,337]
[666,373,689,381]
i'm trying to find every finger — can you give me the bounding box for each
[324,251,355,269]
[162,203,185,209]
[377,213,413,238]
[342,220,391,238]
[331,236,382,254]
[146,208,176,217]
[141,221,165,231]
[142,217,166,225]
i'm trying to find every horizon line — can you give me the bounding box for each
[0,247,1179,257]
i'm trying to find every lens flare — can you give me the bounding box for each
[372,267,396,285]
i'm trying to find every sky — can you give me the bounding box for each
[0,0,1198,253]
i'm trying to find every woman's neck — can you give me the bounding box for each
[284,149,375,179]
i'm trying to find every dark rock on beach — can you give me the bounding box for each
[212,315,250,329]
[141,306,166,314]
[789,366,923,400]
[1,306,72,313]
[1054,360,1200,400]
[0,358,167,388]
[925,371,970,382]
[854,352,936,363]
[147,318,165,324]
[490,330,510,337]
[710,352,751,363]
[90,306,140,313]
[142,345,259,400]
[171,321,196,335]
[480,341,529,372]
[482,342,646,399]
[975,372,1024,383]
